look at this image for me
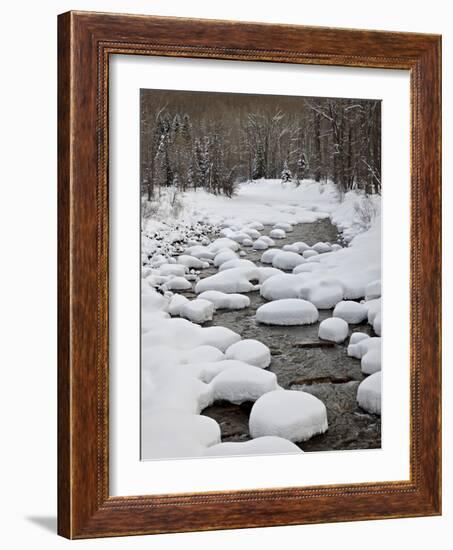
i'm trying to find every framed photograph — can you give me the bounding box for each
[58,11,441,539]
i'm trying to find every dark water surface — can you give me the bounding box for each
[188,219,381,452]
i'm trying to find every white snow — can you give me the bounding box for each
[373,311,382,336]
[225,339,271,368]
[333,300,368,324]
[158,263,187,277]
[177,255,209,269]
[256,299,319,326]
[211,365,278,404]
[252,238,269,250]
[365,279,381,300]
[269,228,286,239]
[273,222,293,232]
[259,236,275,246]
[162,276,192,291]
[198,290,250,310]
[260,248,280,264]
[361,348,382,375]
[318,317,349,343]
[357,372,381,415]
[272,251,306,271]
[179,299,215,324]
[167,293,189,316]
[347,336,381,359]
[204,436,302,457]
[142,411,220,459]
[183,359,252,383]
[301,280,344,309]
[260,273,305,300]
[303,249,319,259]
[312,242,332,253]
[213,249,238,267]
[184,245,215,260]
[242,238,253,247]
[249,389,328,442]
[349,332,370,345]
[218,259,256,271]
[208,237,240,253]
[195,267,260,294]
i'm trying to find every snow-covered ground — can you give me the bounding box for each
[141,179,382,459]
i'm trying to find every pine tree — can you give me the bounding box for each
[252,142,266,180]
[281,161,292,184]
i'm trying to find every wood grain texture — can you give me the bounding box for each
[57,11,442,539]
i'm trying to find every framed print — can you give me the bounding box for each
[58,11,441,538]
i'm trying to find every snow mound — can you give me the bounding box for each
[361,348,382,375]
[180,299,215,323]
[357,372,381,415]
[249,390,328,442]
[259,236,275,246]
[204,436,302,457]
[219,258,256,271]
[162,276,192,291]
[273,222,293,232]
[252,238,269,250]
[242,238,253,247]
[211,365,278,404]
[347,336,381,359]
[349,332,370,345]
[373,311,382,336]
[225,339,271,368]
[260,249,280,264]
[272,251,306,271]
[333,300,368,324]
[242,227,261,239]
[142,412,221,459]
[260,273,304,300]
[269,228,286,239]
[293,263,321,274]
[142,317,240,352]
[184,359,252,383]
[177,255,209,269]
[208,237,240,253]
[282,244,300,253]
[366,298,381,323]
[185,245,215,260]
[247,221,264,231]
[195,267,260,294]
[158,263,187,277]
[302,280,344,309]
[312,242,332,253]
[365,279,381,300]
[198,290,250,310]
[167,293,189,316]
[213,249,238,266]
[303,249,319,259]
[318,317,349,343]
[256,299,319,326]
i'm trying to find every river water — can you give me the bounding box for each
[185,218,381,452]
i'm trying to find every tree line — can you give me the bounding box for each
[140,91,381,201]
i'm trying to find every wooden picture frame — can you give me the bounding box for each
[58,10,442,539]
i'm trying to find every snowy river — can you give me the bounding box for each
[182,219,381,452]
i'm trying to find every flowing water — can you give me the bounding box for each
[185,219,381,452]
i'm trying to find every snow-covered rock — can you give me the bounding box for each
[252,238,269,250]
[247,221,264,231]
[282,244,300,253]
[365,298,381,323]
[158,263,188,277]
[361,348,381,375]
[177,255,209,269]
[184,359,252,383]
[373,311,382,336]
[333,300,368,324]
[198,290,250,310]
[141,412,221,459]
[256,299,319,326]
[213,249,238,267]
[225,339,271,368]
[303,249,319,259]
[260,273,304,300]
[365,279,381,300]
[273,222,293,232]
[185,245,216,260]
[208,237,240,253]
[242,238,253,247]
[219,259,256,271]
[357,372,381,415]
[293,263,321,274]
[272,251,306,271]
[204,436,302,457]
[162,276,192,291]
[195,267,260,294]
[242,228,261,239]
[211,365,278,404]
[347,336,381,359]
[312,242,332,253]
[260,249,280,264]
[318,317,349,343]
[167,293,189,316]
[302,280,344,309]
[349,332,370,345]
[269,228,286,239]
[180,299,215,324]
[249,390,328,442]
[259,236,275,246]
